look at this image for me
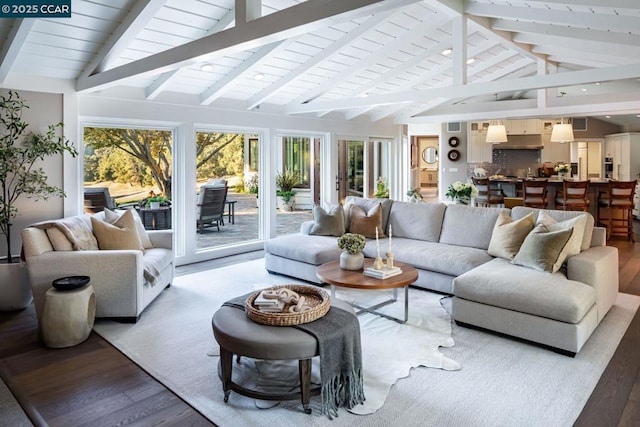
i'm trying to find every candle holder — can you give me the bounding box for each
[386,252,394,269]
[373,256,384,270]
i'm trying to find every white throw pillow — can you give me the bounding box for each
[536,211,586,258]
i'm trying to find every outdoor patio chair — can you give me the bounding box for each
[197,185,228,233]
[84,187,116,214]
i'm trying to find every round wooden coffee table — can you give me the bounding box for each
[316,259,418,323]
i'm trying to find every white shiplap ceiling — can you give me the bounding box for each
[1,0,639,128]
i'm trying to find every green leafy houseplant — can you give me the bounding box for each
[337,233,366,254]
[276,171,299,203]
[445,181,478,204]
[373,176,389,198]
[0,91,77,263]
[145,195,168,207]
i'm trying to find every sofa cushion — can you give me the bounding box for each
[349,204,384,238]
[91,210,144,252]
[388,201,446,242]
[309,204,345,236]
[511,207,594,251]
[488,212,535,260]
[363,237,493,277]
[104,208,153,249]
[439,204,509,250]
[512,224,573,273]
[265,234,342,265]
[454,258,596,324]
[344,196,392,233]
[536,211,586,258]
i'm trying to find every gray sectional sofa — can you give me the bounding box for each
[264,196,619,355]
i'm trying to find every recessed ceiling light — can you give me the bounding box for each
[636,114,640,118]
[581,88,588,92]
[466,58,475,65]
[254,73,265,80]
[441,48,453,56]
[595,82,601,86]
[606,115,611,119]
[200,63,214,72]
[360,92,369,98]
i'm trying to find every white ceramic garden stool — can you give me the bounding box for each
[41,277,96,348]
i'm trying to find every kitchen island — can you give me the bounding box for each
[489,177,612,217]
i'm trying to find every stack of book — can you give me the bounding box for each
[364,266,403,279]
[253,291,285,313]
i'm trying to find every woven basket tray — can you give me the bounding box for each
[245,284,330,326]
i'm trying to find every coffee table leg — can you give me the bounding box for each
[339,285,409,324]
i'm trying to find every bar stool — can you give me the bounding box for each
[596,180,636,241]
[522,179,548,209]
[471,177,504,207]
[554,180,590,211]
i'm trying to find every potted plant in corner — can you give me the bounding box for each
[0,91,77,311]
[276,171,299,212]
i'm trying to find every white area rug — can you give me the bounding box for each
[93,259,640,427]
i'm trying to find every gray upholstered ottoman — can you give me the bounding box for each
[212,298,354,414]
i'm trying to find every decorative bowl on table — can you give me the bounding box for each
[245,284,330,326]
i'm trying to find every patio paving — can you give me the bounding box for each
[196,192,312,249]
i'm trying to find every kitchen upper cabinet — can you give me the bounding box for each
[541,132,570,164]
[604,133,640,181]
[467,123,493,163]
[505,119,541,135]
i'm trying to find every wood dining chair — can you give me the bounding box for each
[554,180,590,212]
[596,180,637,241]
[522,179,549,209]
[471,177,505,207]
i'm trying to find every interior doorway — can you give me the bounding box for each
[417,136,439,197]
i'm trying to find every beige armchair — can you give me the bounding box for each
[21,213,174,324]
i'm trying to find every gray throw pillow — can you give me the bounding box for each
[309,204,345,236]
[512,224,573,273]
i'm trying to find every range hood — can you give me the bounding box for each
[492,134,543,150]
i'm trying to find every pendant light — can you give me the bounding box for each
[486,120,508,144]
[550,118,574,143]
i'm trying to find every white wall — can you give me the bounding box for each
[0,89,68,257]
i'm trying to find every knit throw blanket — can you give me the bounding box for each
[223,292,365,418]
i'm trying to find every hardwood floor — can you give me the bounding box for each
[1,236,639,426]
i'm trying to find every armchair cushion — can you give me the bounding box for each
[91,209,144,252]
[104,208,153,249]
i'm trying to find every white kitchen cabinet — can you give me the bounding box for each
[467,124,493,163]
[505,119,541,135]
[540,132,570,164]
[604,132,640,181]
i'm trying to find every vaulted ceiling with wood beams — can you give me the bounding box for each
[1,0,639,128]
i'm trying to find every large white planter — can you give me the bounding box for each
[0,260,32,311]
[277,197,295,212]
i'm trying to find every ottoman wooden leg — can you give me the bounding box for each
[298,358,312,414]
[220,347,233,402]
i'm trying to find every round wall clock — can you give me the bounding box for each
[448,136,460,147]
[447,149,460,161]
